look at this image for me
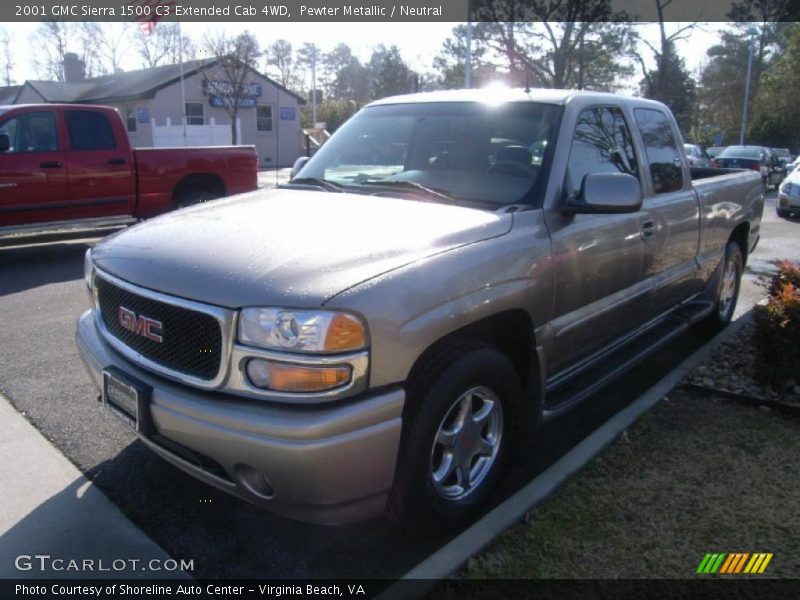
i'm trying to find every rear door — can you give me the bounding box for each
[64,109,135,219]
[0,109,70,227]
[632,108,701,316]
[545,105,649,374]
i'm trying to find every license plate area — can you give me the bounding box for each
[102,368,152,433]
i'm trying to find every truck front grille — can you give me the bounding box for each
[96,276,223,381]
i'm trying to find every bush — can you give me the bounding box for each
[754,260,800,390]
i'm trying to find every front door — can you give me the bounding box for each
[545,106,649,375]
[0,109,69,227]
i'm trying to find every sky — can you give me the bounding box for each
[0,20,730,93]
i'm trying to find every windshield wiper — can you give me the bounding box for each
[356,180,454,202]
[282,177,345,192]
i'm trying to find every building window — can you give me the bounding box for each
[185,102,204,126]
[124,104,136,133]
[256,105,273,132]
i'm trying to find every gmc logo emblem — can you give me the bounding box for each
[118,306,163,343]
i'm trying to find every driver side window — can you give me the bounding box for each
[567,106,638,193]
[0,111,59,154]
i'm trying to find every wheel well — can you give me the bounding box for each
[407,310,538,393]
[730,222,750,266]
[172,173,226,203]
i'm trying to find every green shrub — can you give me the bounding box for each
[754,260,800,390]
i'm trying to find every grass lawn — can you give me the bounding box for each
[446,388,800,580]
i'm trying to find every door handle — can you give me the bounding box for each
[40,161,63,169]
[108,158,127,165]
[641,220,657,240]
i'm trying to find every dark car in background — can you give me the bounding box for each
[706,146,726,159]
[712,145,784,191]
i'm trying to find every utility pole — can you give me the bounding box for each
[311,44,317,128]
[739,28,758,146]
[178,20,187,145]
[465,10,473,89]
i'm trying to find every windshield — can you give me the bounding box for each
[294,101,562,207]
[774,148,791,158]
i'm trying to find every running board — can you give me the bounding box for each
[542,315,691,421]
[0,216,136,239]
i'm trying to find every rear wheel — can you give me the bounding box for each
[174,188,215,209]
[698,240,743,335]
[388,342,521,529]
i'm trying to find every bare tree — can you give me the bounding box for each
[78,23,104,78]
[30,21,70,81]
[135,22,195,69]
[203,31,262,144]
[264,40,298,89]
[95,23,131,74]
[0,28,14,86]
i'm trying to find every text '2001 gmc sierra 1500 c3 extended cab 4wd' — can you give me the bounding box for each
[77,89,763,527]
[0,104,258,235]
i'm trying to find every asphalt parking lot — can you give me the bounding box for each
[0,191,796,579]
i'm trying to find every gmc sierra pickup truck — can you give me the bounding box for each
[77,89,763,527]
[0,104,258,235]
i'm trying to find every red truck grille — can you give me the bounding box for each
[96,276,223,381]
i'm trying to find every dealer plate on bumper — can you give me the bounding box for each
[102,367,152,433]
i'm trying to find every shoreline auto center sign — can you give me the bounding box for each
[202,80,262,108]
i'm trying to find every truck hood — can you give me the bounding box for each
[92,188,512,308]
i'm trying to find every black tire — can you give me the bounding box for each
[777,208,790,218]
[174,188,215,209]
[387,341,521,530]
[698,240,743,336]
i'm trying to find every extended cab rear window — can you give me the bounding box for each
[65,110,116,151]
[634,108,684,194]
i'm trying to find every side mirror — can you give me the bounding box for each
[0,132,9,152]
[566,172,642,214]
[291,156,310,180]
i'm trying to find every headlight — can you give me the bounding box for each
[83,248,94,289]
[780,181,790,193]
[238,308,367,353]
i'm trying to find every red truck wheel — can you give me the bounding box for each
[174,189,215,209]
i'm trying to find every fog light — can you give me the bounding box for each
[246,359,272,388]
[779,195,789,207]
[245,359,351,392]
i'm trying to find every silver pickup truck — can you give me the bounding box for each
[77,89,763,527]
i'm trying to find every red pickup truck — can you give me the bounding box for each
[0,104,258,234]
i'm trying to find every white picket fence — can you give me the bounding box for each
[151,117,242,147]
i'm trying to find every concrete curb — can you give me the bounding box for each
[379,314,753,599]
[0,394,190,579]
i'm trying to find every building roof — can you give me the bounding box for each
[0,85,22,105]
[14,60,306,105]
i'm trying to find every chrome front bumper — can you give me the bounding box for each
[76,310,404,525]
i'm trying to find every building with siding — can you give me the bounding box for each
[1,54,305,167]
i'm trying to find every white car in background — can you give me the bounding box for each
[778,163,800,218]
[684,143,711,168]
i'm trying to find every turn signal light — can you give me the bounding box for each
[324,313,366,351]
[245,359,351,393]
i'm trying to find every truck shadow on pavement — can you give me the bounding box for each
[0,241,90,298]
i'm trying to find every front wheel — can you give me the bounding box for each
[387,342,521,529]
[698,240,743,335]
